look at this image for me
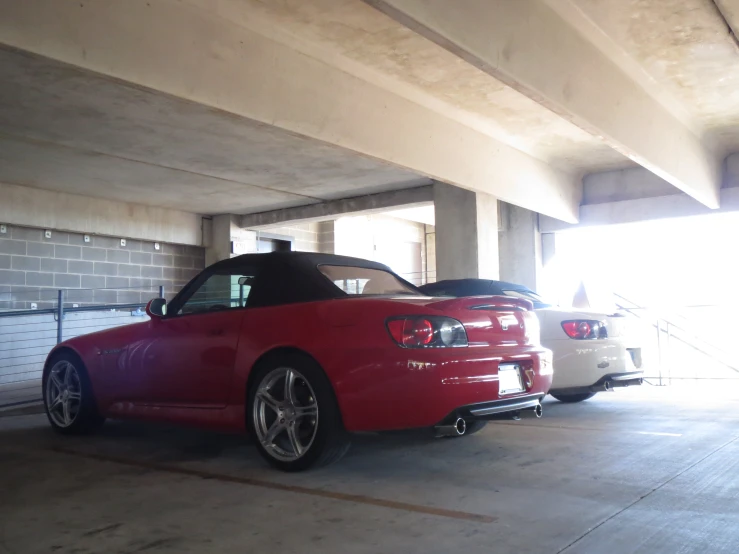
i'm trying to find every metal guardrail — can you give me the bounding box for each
[397,269,437,286]
[614,293,739,384]
[0,286,167,409]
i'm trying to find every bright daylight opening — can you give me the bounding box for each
[543,212,739,391]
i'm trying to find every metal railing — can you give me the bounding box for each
[614,294,739,384]
[398,269,437,286]
[0,286,168,409]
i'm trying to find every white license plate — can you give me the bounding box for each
[498,364,524,395]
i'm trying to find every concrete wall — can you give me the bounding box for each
[0,222,206,406]
[542,154,739,233]
[433,184,499,280]
[0,181,204,246]
[334,214,427,284]
[723,153,739,188]
[582,167,680,205]
[424,224,436,283]
[0,224,205,310]
[258,223,320,253]
[226,222,322,258]
[498,203,542,292]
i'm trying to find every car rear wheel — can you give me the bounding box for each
[43,352,105,435]
[247,353,350,471]
[551,392,596,403]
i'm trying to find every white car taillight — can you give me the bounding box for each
[561,320,608,340]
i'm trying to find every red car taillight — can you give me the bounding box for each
[386,316,468,348]
[561,320,608,340]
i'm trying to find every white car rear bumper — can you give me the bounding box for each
[547,337,644,391]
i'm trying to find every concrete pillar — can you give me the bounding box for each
[317,221,335,254]
[542,233,556,268]
[498,203,542,292]
[205,214,257,266]
[433,183,499,280]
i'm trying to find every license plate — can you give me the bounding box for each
[498,364,524,395]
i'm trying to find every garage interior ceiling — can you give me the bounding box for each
[229,0,632,174]
[0,47,429,216]
[3,0,739,221]
[562,0,739,154]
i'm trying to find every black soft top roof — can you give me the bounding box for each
[209,251,393,274]
[169,251,408,311]
[420,278,532,292]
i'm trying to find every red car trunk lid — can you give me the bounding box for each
[427,295,537,347]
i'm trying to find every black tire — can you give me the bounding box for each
[247,352,350,471]
[551,392,596,403]
[42,351,105,435]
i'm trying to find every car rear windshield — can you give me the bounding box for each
[318,265,418,296]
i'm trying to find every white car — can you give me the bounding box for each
[419,279,644,403]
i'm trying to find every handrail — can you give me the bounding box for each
[0,302,149,318]
[613,292,739,374]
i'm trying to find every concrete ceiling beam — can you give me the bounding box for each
[366,0,723,209]
[240,185,434,229]
[0,0,580,222]
[540,187,739,233]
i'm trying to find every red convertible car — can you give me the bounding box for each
[43,253,552,471]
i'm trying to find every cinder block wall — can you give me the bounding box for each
[257,222,320,252]
[333,214,429,283]
[0,225,205,309]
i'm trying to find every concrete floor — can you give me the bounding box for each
[1,386,738,554]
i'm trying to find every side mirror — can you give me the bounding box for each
[146,298,167,318]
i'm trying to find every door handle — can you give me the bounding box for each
[208,328,225,337]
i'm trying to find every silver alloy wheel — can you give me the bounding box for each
[46,361,82,428]
[253,367,319,462]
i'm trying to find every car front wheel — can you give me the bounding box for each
[43,352,105,434]
[247,354,350,471]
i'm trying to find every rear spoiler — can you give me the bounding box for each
[428,295,534,312]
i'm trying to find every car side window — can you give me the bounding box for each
[178,271,257,315]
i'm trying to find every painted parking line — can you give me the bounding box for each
[492,422,683,436]
[50,446,497,524]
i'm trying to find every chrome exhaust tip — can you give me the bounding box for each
[435,417,467,437]
[521,403,543,418]
[455,417,467,435]
[591,380,613,393]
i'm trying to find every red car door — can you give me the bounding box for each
[131,269,257,407]
[134,309,245,407]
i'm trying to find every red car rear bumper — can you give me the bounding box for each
[322,345,553,432]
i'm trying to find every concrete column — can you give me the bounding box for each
[205,214,257,266]
[498,203,542,292]
[317,221,335,254]
[542,233,556,268]
[433,183,499,280]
